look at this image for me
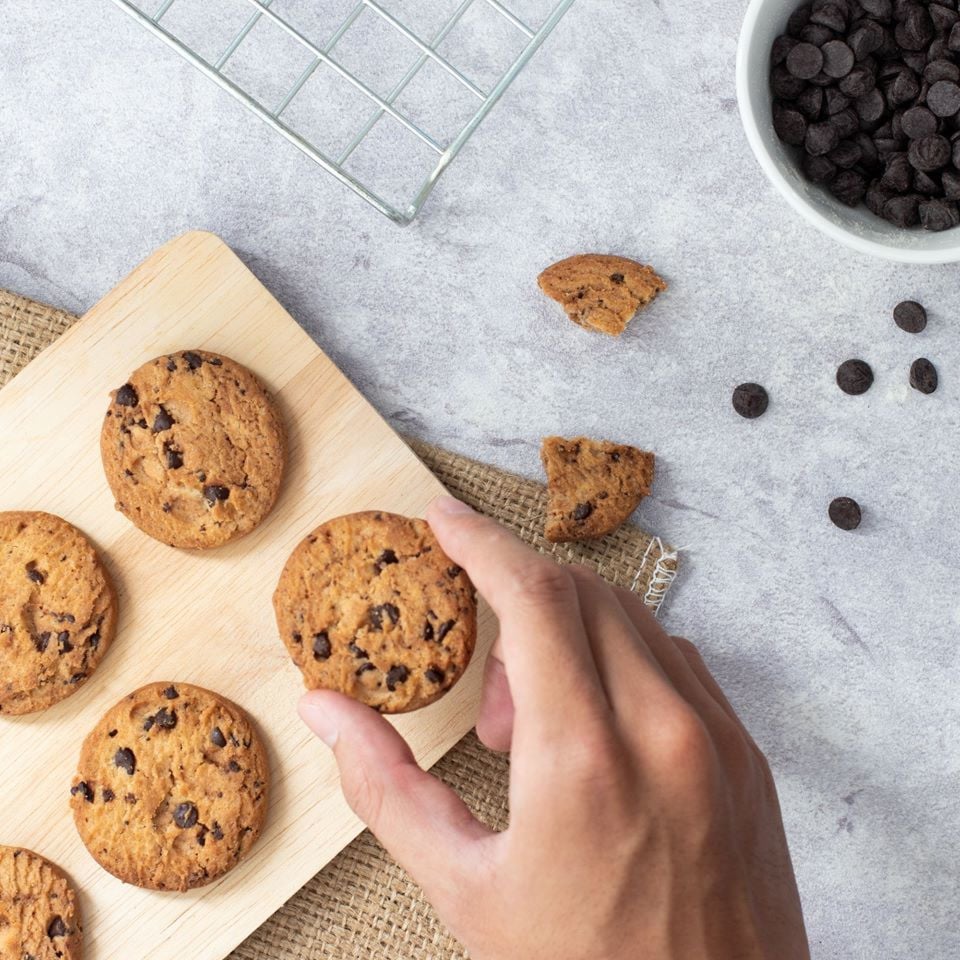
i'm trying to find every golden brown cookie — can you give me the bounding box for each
[70,682,268,892]
[273,512,477,713]
[0,511,116,716]
[541,436,655,542]
[0,846,82,960]
[100,350,286,549]
[537,254,667,336]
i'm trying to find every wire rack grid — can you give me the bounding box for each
[109,0,575,224]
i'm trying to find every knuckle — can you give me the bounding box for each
[566,724,626,786]
[649,703,715,775]
[512,560,574,608]
[672,635,702,661]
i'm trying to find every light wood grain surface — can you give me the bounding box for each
[0,231,493,960]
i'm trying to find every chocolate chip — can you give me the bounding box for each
[908,134,951,170]
[115,383,138,407]
[772,65,808,99]
[57,631,72,653]
[88,632,101,649]
[102,788,115,802]
[208,357,222,366]
[804,153,839,183]
[423,620,435,642]
[375,548,398,572]
[836,359,874,394]
[437,619,455,643]
[425,667,445,684]
[203,484,230,504]
[855,87,886,123]
[152,406,174,432]
[787,41,825,78]
[166,357,177,372]
[211,727,227,747]
[196,825,208,847]
[838,64,875,98]
[47,917,67,939]
[919,197,960,228]
[173,802,199,828]
[212,822,224,840]
[610,272,625,283]
[732,382,770,418]
[356,662,376,676]
[894,300,927,332]
[164,441,183,470]
[32,632,50,653]
[822,40,855,77]
[227,759,241,772]
[369,603,400,631]
[810,2,846,32]
[943,169,960,198]
[183,351,203,370]
[910,357,939,392]
[572,502,593,522]
[386,665,409,691]
[901,104,938,138]
[313,631,332,660]
[71,781,93,803]
[114,747,136,775]
[829,496,862,530]
[348,642,369,659]
[447,565,462,578]
[830,169,867,204]
[774,103,808,145]
[142,716,155,732]
[805,120,840,155]
[160,686,178,700]
[928,78,960,115]
[883,192,921,225]
[154,707,177,730]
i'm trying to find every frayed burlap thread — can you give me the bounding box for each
[0,287,678,960]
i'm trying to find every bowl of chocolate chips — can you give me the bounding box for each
[738,0,960,261]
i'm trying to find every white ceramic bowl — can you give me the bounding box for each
[737,0,960,263]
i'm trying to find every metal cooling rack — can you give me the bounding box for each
[109,0,575,223]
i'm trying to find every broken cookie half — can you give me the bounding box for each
[541,436,655,543]
[537,254,666,337]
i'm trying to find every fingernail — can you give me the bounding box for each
[298,694,340,748]
[431,495,475,516]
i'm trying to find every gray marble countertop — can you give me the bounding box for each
[2,0,959,956]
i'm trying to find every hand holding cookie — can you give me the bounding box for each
[298,497,810,960]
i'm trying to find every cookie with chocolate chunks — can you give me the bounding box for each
[0,511,116,715]
[0,846,82,960]
[273,512,477,714]
[100,350,286,549]
[70,682,268,891]
[540,436,655,543]
[537,254,667,337]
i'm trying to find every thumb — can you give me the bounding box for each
[299,690,493,905]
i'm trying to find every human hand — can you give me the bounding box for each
[299,497,811,960]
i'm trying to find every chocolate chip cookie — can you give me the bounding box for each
[0,846,82,960]
[71,682,268,891]
[541,436,655,542]
[100,350,286,549]
[0,511,117,715]
[273,512,477,713]
[537,254,667,337]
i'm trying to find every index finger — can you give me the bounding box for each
[426,496,609,738]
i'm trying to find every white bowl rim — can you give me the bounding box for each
[736,0,960,265]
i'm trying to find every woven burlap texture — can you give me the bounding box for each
[0,287,678,959]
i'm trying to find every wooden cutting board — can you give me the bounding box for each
[0,231,494,959]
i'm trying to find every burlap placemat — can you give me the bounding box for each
[0,287,679,959]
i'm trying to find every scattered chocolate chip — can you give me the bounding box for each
[423,620,435,642]
[386,665,409,691]
[610,272,625,283]
[910,357,939,392]
[203,484,230,504]
[164,441,183,470]
[88,632,101,649]
[227,759,241,772]
[166,357,177,372]
[312,631,331,660]
[369,603,400,631]
[356,662,376,676]
[32,632,50,653]
[447,565,462,578]
[732,382,770,418]
[183,351,203,370]
[71,781,94,803]
[919,196,960,228]
[173,802,199,828]
[152,406,174,432]
[57,631,72,654]
[212,822,224,840]
[142,716,155,732]
[210,727,227,748]
[437,619,455,643]
[829,496,862,530]
[571,502,593,522]
[348,642,369,658]
[375,548,398,572]
[894,300,927,332]
[196,825,208,847]
[836,359,874,394]
[114,747,136,776]
[26,565,44,584]
[47,917,67,939]
[208,357,222,366]
[102,788,115,802]
[425,667,445,684]
[115,383,138,407]
[163,685,179,699]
